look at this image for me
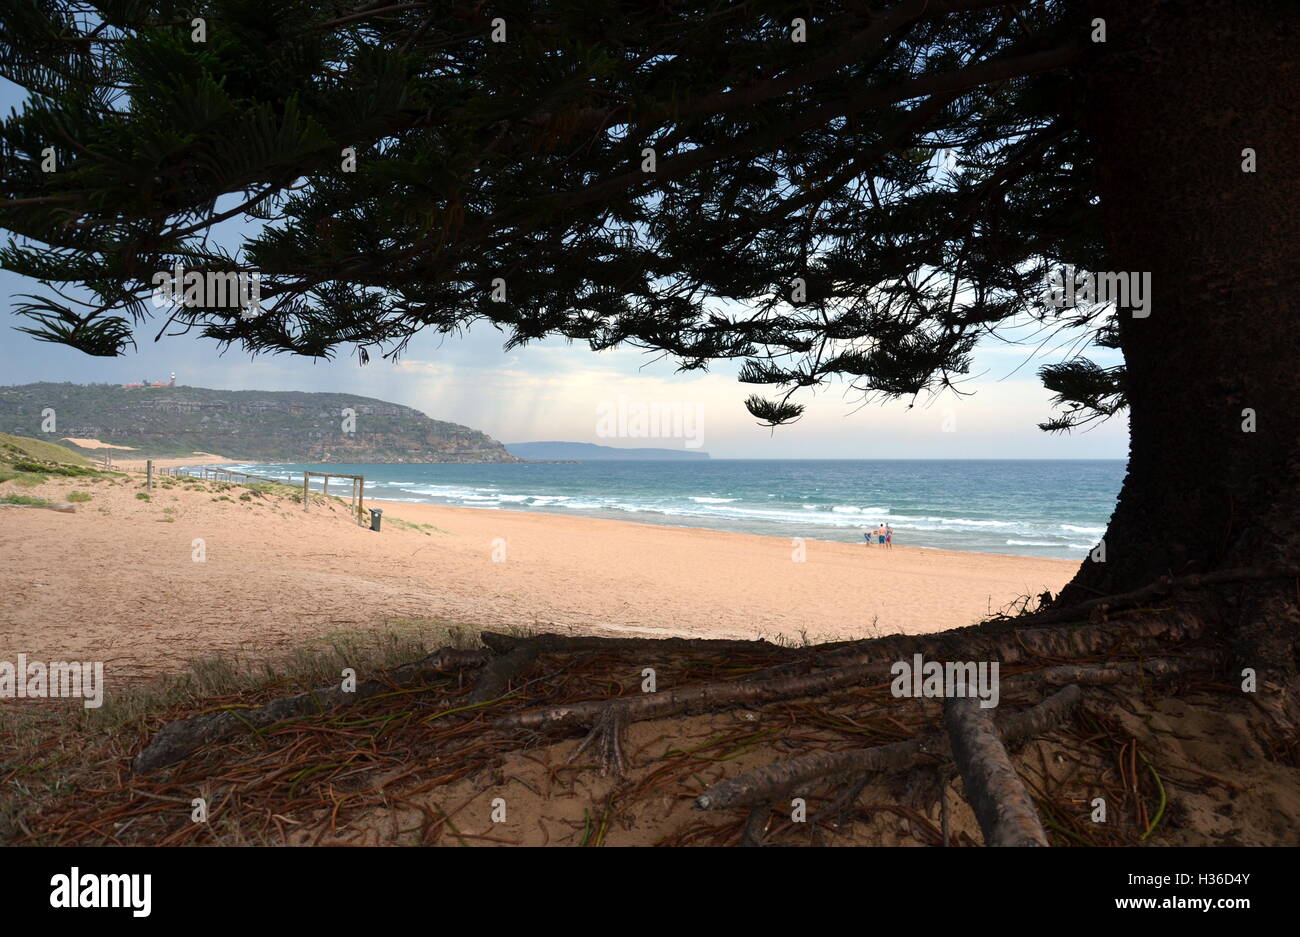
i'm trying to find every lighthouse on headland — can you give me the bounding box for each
[122,372,176,389]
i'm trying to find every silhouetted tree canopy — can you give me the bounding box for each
[1,1,1122,429]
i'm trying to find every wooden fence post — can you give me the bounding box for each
[146,459,153,490]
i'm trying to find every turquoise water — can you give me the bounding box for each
[212,459,1123,560]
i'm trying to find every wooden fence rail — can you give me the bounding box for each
[159,465,369,527]
[166,466,279,485]
[302,470,367,526]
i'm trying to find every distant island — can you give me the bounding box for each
[0,382,518,463]
[506,441,710,461]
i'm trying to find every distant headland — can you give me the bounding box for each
[0,382,518,464]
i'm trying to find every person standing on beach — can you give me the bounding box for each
[877,523,887,547]
[885,525,894,550]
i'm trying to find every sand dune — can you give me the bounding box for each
[0,472,1076,677]
[113,452,240,471]
[59,437,137,450]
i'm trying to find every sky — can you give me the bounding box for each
[0,79,1129,460]
[0,296,1128,458]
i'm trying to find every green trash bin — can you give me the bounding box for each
[369,508,383,531]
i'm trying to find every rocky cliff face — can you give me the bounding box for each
[0,383,520,463]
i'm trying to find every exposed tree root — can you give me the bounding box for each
[567,701,630,777]
[501,660,897,732]
[132,647,488,774]
[131,631,809,777]
[508,661,896,776]
[496,614,1206,778]
[695,685,1086,811]
[469,642,544,704]
[124,575,1253,848]
[815,772,875,836]
[478,631,802,656]
[694,657,1215,817]
[740,804,774,847]
[469,631,804,704]
[499,616,1202,736]
[944,695,1048,846]
[53,590,1288,846]
[801,609,1204,669]
[1018,652,1219,689]
[746,615,1200,687]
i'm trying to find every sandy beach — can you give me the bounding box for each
[6,469,1298,850]
[1,470,1076,677]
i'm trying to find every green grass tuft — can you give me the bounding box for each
[0,619,494,844]
[0,493,50,506]
[10,460,98,477]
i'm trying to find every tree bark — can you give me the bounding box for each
[1064,0,1300,689]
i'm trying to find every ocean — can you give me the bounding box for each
[209,459,1123,561]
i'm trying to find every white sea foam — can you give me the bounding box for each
[230,461,1113,559]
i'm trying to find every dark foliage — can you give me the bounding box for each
[1,1,1122,427]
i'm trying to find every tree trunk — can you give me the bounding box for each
[1060,0,1300,691]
